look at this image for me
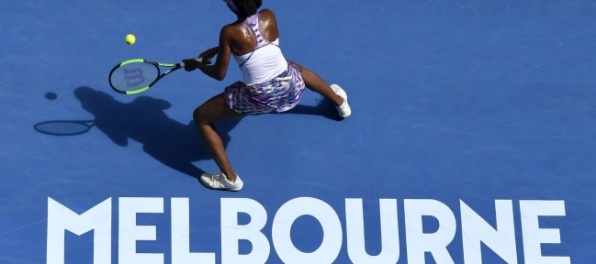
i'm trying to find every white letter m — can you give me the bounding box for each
[47,197,112,264]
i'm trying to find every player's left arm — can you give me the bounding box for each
[199,47,219,62]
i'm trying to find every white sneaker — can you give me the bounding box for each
[200,173,244,191]
[330,84,351,118]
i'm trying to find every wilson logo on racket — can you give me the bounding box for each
[123,67,146,88]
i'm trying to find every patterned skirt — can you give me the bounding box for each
[224,61,306,115]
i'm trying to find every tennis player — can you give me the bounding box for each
[183,0,351,191]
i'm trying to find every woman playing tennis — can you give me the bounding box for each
[183,0,351,191]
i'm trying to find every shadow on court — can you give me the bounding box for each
[40,86,241,179]
[280,96,342,121]
[34,87,341,179]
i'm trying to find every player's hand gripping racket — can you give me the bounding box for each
[108,58,186,95]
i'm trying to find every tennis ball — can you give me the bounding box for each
[125,34,136,45]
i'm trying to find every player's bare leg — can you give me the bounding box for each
[193,93,244,182]
[292,62,351,118]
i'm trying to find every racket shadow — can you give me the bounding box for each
[34,120,96,136]
[72,86,241,180]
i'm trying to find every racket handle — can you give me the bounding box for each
[180,58,208,69]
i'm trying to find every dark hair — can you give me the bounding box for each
[233,0,262,18]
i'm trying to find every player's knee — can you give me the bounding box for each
[193,106,208,124]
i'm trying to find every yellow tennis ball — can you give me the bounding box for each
[125,34,136,45]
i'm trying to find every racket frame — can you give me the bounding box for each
[108,58,182,95]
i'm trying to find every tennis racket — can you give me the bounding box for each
[108,58,186,95]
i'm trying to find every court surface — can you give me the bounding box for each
[1,0,595,263]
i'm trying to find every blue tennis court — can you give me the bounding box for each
[1,0,595,263]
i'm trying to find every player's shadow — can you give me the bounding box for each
[278,97,342,121]
[73,86,241,180]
